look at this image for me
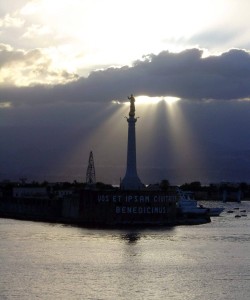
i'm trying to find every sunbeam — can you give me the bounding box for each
[54,101,128,183]
[134,98,208,184]
[164,101,207,183]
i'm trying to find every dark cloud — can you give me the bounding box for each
[2,48,250,105]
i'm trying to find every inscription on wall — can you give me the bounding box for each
[97,194,176,215]
[97,194,176,203]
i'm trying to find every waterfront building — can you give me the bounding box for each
[13,187,48,199]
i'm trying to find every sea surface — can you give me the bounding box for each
[0,201,249,300]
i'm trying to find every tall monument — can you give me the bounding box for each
[121,95,144,190]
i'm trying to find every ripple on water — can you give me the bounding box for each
[0,204,250,300]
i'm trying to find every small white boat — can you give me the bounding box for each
[177,188,224,216]
[206,207,224,217]
[177,189,208,215]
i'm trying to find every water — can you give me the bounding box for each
[0,201,249,300]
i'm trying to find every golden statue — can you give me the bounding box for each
[128,94,135,117]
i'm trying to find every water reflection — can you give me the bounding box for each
[1,204,250,300]
[121,232,140,244]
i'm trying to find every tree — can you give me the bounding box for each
[160,179,170,191]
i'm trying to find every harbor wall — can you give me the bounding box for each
[0,190,178,226]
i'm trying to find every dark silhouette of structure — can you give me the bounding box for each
[120,95,144,190]
[86,151,96,185]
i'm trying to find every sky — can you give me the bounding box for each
[1,0,250,185]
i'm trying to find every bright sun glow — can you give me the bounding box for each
[0,101,12,109]
[121,96,181,105]
[16,0,230,80]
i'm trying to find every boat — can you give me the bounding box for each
[177,188,224,216]
[205,207,224,217]
[177,189,208,216]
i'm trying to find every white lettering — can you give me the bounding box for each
[115,206,168,214]
[98,195,110,202]
[127,207,132,213]
[139,196,144,203]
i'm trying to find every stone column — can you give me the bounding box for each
[121,95,144,190]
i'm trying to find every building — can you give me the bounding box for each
[13,187,48,199]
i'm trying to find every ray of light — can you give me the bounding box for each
[137,100,177,183]
[53,101,128,183]
[164,101,207,183]
[136,98,208,184]
[123,95,180,106]
[113,96,166,184]
[52,96,206,185]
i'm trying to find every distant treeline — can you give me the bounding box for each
[1,179,250,200]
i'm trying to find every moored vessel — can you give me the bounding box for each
[177,188,224,217]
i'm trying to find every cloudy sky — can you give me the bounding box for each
[1,0,250,185]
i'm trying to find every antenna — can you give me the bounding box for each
[86,151,96,185]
